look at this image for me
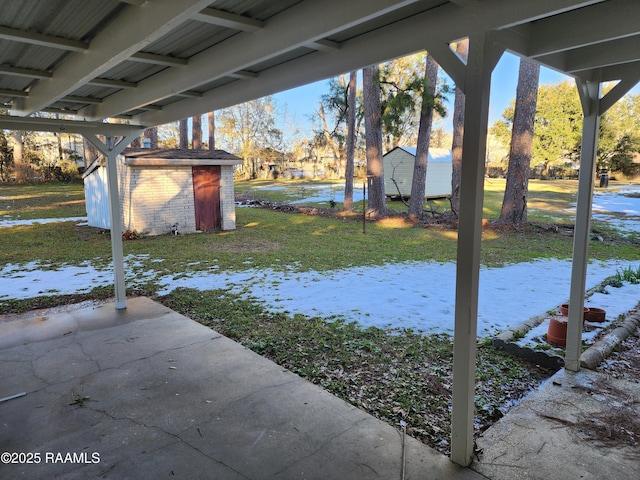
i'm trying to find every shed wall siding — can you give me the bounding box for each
[384,149,414,197]
[84,165,110,229]
[220,166,237,230]
[121,165,196,235]
[424,163,452,197]
[383,148,452,198]
[84,158,238,235]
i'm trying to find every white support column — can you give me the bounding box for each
[450,33,503,467]
[565,76,640,370]
[84,133,140,310]
[565,80,601,371]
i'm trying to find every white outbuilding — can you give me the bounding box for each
[83,148,242,235]
[383,146,452,199]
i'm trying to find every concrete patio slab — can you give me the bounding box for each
[472,368,640,480]
[0,297,482,480]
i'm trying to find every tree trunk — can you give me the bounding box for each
[12,131,27,183]
[499,58,540,224]
[208,111,216,150]
[408,54,439,219]
[144,127,158,148]
[363,65,386,217]
[192,114,202,149]
[450,39,468,217]
[179,119,188,149]
[343,71,357,212]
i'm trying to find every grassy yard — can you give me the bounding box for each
[0,181,86,220]
[1,179,635,453]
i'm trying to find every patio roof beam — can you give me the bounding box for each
[0,115,146,137]
[12,0,212,116]
[0,26,88,52]
[78,0,423,121]
[526,0,640,58]
[192,7,265,32]
[136,0,597,127]
[0,65,51,79]
[88,78,138,89]
[129,52,188,67]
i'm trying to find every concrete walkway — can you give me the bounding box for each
[0,297,481,480]
[473,368,640,480]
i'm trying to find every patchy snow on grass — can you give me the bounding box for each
[0,216,87,228]
[4,255,637,337]
[2,184,639,338]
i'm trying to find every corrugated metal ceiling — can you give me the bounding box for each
[0,0,638,131]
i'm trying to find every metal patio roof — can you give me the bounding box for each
[0,0,638,132]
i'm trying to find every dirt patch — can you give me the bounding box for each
[596,321,640,381]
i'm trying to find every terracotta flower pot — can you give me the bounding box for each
[559,303,589,318]
[584,307,606,322]
[547,316,568,347]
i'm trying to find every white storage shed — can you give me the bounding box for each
[83,148,242,235]
[383,146,452,199]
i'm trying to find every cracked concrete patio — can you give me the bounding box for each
[2,297,638,479]
[0,297,481,479]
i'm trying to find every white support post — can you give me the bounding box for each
[84,133,140,310]
[105,143,127,309]
[450,33,503,467]
[565,80,600,371]
[565,76,640,370]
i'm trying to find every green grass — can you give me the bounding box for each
[0,181,86,220]
[3,180,638,275]
[4,201,637,273]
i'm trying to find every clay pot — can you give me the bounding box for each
[547,316,568,347]
[559,303,589,318]
[584,307,606,322]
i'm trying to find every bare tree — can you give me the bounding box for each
[208,111,216,150]
[363,65,386,217]
[179,119,188,149]
[499,57,540,224]
[408,54,439,219]
[83,137,99,168]
[343,71,357,212]
[317,102,342,173]
[450,39,468,217]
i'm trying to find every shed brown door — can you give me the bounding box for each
[192,165,221,231]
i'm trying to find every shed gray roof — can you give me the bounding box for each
[121,148,242,166]
[122,148,241,161]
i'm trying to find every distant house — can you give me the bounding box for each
[83,148,242,235]
[383,146,452,199]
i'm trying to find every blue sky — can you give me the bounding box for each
[272,51,577,139]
